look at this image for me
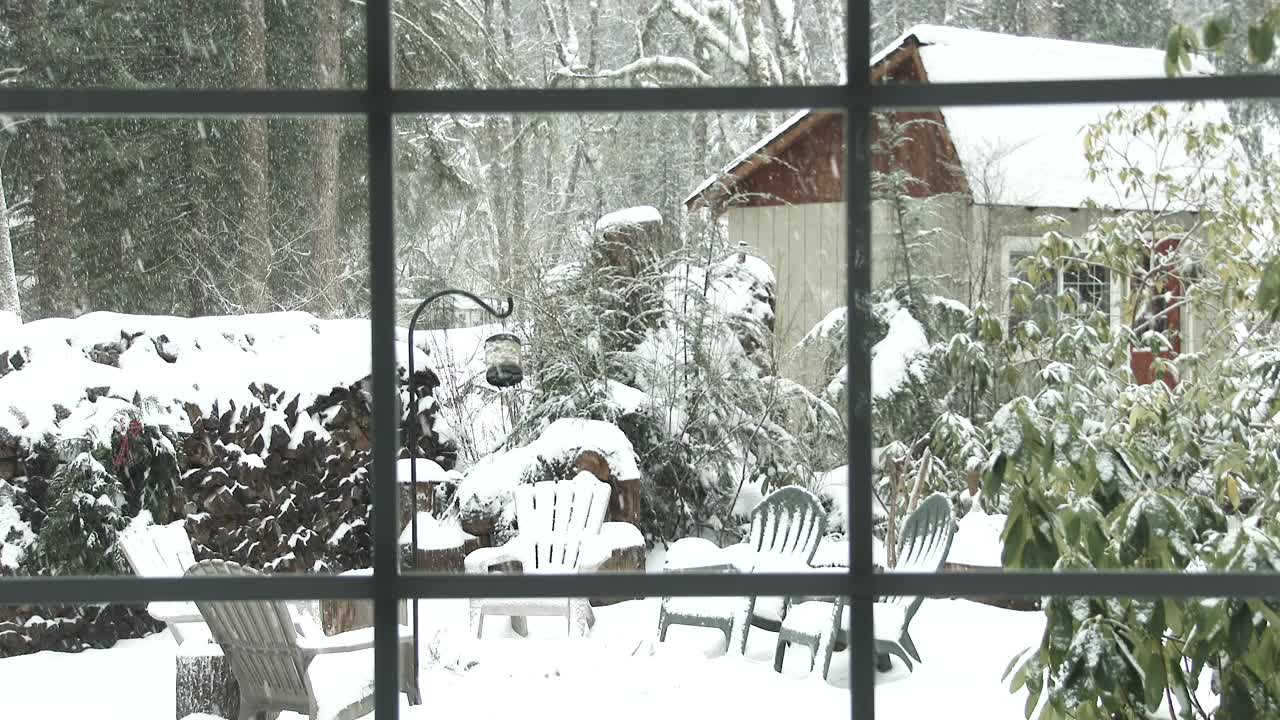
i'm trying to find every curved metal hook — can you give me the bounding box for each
[407,289,513,336]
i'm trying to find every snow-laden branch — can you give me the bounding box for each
[551,55,712,84]
[767,0,811,85]
[668,0,751,68]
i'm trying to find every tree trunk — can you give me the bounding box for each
[508,116,526,286]
[767,0,812,85]
[310,0,343,317]
[235,0,272,313]
[0,160,20,319]
[18,0,74,319]
[741,0,780,134]
[28,119,73,319]
[501,0,523,291]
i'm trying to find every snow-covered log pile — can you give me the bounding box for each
[179,368,453,573]
[0,604,162,659]
[0,312,458,656]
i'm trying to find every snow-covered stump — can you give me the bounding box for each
[574,449,641,528]
[399,510,482,578]
[321,599,411,635]
[321,570,410,634]
[594,205,664,279]
[590,543,647,607]
[592,207,664,349]
[175,645,239,720]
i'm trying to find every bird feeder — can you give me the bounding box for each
[484,332,523,387]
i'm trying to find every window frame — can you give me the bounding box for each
[1004,238,1119,328]
[2,4,1280,719]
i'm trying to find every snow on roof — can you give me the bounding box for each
[683,109,811,206]
[907,25,1225,210]
[594,206,663,234]
[687,25,1227,211]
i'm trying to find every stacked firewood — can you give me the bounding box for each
[0,604,162,658]
[179,369,456,574]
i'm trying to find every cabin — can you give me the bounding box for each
[685,25,1225,386]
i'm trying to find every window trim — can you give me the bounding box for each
[1003,237,1121,327]
[0,3,1274,718]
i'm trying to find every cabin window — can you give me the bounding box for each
[1007,249,1112,329]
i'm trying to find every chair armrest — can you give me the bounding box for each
[578,522,644,572]
[598,522,644,552]
[464,543,523,574]
[148,601,203,626]
[576,541,616,573]
[718,543,757,572]
[296,624,414,655]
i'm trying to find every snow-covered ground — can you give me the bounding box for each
[0,596,1044,719]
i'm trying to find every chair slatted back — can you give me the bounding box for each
[514,473,610,571]
[120,520,196,577]
[187,560,310,710]
[747,486,826,564]
[884,494,955,618]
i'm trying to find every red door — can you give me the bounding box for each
[1130,239,1182,387]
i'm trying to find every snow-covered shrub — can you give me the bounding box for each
[514,231,844,544]
[111,419,183,525]
[807,288,981,528]
[991,105,1280,718]
[454,417,641,541]
[34,451,128,576]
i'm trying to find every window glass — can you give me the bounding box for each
[393,0,846,88]
[394,110,849,576]
[0,3,366,89]
[0,117,370,578]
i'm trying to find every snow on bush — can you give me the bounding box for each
[594,205,662,234]
[0,480,34,573]
[0,311,433,448]
[454,418,640,528]
[813,298,930,401]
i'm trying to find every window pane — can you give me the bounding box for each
[875,595,1268,718]
[0,2,366,89]
[0,117,376,578]
[873,596,1048,715]
[868,9,1280,82]
[415,593,855,715]
[0,596,416,718]
[870,94,1280,575]
[393,0,846,88]
[394,110,848,576]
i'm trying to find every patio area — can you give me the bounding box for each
[0,594,1046,719]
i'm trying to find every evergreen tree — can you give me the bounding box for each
[1059,0,1173,48]
[35,452,127,576]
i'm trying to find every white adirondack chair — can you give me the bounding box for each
[188,560,421,720]
[119,519,207,643]
[465,472,639,638]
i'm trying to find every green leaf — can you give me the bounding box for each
[1257,256,1280,321]
[1166,28,1188,77]
[986,453,1008,501]
[1140,638,1168,710]
[1004,646,1036,686]
[1204,17,1231,48]
[1229,604,1253,657]
[1248,21,1276,64]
